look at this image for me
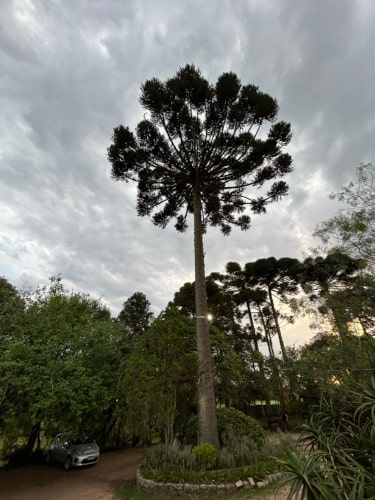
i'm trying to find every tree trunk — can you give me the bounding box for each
[25,421,41,454]
[246,299,259,351]
[268,287,288,361]
[193,190,219,447]
[258,306,275,358]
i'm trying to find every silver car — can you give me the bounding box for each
[46,433,100,470]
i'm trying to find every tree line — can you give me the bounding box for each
[1,241,374,459]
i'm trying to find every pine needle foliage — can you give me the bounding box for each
[108,64,292,235]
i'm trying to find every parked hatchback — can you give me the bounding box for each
[46,432,99,470]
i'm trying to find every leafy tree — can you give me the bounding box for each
[299,250,366,337]
[210,324,252,409]
[326,273,375,336]
[0,276,25,336]
[118,291,154,345]
[289,333,375,401]
[0,277,26,420]
[0,276,122,458]
[121,306,196,445]
[315,162,375,268]
[108,65,293,446]
[0,277,25,356]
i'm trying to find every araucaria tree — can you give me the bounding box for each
[108,64,293,446]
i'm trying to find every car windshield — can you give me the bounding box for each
[71,435,92,445]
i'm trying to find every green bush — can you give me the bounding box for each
[185,407,266,449]
[192,443,217,469]
[217,407,266,449]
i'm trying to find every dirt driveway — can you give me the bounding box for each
[0,447,143,500]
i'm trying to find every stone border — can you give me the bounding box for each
[137,468,283,496]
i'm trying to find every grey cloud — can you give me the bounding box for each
[1,0,375,340]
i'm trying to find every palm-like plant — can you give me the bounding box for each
[276,376,375,499]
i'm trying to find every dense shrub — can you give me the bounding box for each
[192,443,217,469]
[217,407,266,449]
[185,407,266,449]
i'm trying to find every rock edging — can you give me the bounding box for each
[136,468,283,496]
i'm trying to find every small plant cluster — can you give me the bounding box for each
[140,407,289,485]
[192,443,218,469]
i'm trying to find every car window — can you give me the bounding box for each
[71,435,90,445]
[53,433,69,445]
[52,433,95,446]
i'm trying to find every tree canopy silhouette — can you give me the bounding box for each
[108,64,293,446]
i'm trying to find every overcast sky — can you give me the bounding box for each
[1,0,375,348]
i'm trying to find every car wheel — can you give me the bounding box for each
[45,452,52,465]
[64,457,72,471]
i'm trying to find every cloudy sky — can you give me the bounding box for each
[1,0,375,347]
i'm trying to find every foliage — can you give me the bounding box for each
[174,275,243,336]
[117,291,154,344]
[210,325,251,408]
[173,278,253,409]
[300,250,365,295]
[108,64,292,235]
[315,162,375,268]
[277,376,375,499]
[140,441,283,484]
[0,277,26,416]
[298,250,368,341]
[0,276,125,460]
[192,443,218,469]
[322,273,375,337]
[120,305,196,445]
[217,407,266,449]
[185,407,266,451]
[141,460,280,485]
[288,333,375,401]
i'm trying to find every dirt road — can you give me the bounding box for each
[0,447,143,500]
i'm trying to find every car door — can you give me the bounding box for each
[53,434,68,463]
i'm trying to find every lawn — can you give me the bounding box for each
[114,483,287,499]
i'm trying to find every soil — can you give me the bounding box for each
[0,447,143,500]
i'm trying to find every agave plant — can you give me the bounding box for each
[276,376,375,500]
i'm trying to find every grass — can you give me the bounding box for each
[114,483,280,499]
